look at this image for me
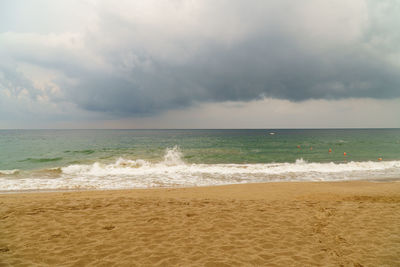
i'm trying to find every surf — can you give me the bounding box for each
[1,146,399,192]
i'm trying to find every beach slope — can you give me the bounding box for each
[1,181,400,266]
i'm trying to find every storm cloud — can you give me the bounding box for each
[1,0,400,118]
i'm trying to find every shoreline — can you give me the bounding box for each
[2,180,399,199]
[1,181,400,266]
[1,177,399,195]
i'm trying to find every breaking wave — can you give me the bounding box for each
[0,169,20,176]
[1,146,399,192]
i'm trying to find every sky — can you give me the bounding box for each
[0,0,399,129]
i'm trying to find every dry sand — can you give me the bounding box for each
[1,181,400,266]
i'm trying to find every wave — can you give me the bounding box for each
[1,146,400,192]
[61,157,400,178]
[65,150,95,155]
[19,157,63,163]
[0,169,20,176]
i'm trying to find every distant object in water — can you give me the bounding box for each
[269,132,275,135]
[329,148,332,153]
[297,145,301,149]
[343,152,347,156]
[378,158,382,161]
[310,147,313,151]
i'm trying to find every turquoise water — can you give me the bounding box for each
[0,129,399,191]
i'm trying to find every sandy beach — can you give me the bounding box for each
[1,181,399,266]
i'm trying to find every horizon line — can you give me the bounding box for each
[0,127,399,130]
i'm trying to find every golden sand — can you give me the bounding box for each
[1,181,400,266]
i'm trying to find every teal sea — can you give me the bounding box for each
[1,129,399,192]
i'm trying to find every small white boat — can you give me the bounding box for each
[269,132,275,135]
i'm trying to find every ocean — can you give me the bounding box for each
[0,129,399,192]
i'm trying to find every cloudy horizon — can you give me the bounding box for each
[1,0,400,129]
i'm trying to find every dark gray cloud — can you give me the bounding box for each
[64,38,400,116]
[1,0,400,118]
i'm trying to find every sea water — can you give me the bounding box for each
[0,129,399,192]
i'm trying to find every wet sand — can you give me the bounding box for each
[1,181,400,266]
